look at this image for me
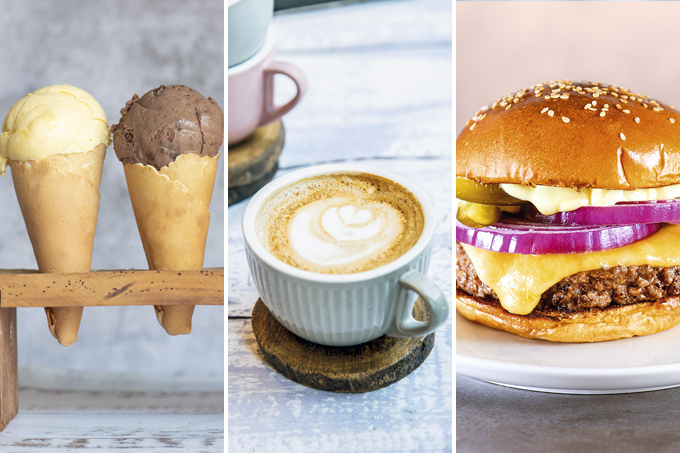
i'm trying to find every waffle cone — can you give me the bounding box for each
[9,144,106,346]
[123,153,219,335]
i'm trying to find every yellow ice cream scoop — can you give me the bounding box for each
[0,84,111,175]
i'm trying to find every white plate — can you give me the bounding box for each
[456,311,680,394]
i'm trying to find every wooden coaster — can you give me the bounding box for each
[228,120,284,188]
[228,163,278,206]
[251,298,435,393]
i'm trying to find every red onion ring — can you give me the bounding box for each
[526,200,680,226]
[455,217,661,255]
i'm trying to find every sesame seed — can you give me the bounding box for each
[505,105,511,110]
[548,110,554,116]
[635,117,640,123]
[541,107,549,114]
[592,101,597,106]
[671,118,677,124]
[600,112,606,117]
[470,123,476,131]
[584,103,591,109]
[562,117,570,123]
[545,96,550,100]
[620,132,626,140]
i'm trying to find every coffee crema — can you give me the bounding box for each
[256,173,425,274]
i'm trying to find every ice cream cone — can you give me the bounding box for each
[9,144,106,346]
[123,152,219,335]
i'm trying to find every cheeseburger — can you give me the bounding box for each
[456,80,680,342]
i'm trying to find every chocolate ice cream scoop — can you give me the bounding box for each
[111,85,223,170]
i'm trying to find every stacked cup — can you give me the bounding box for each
[228,0,308,145]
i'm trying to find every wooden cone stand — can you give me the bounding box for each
[0,267,224,431]
[0,307,17,432]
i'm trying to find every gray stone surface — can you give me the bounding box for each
[458,375,680,453]
[457,4,680,452]
[0,0,223,383]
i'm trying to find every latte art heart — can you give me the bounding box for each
[323,205,382,241]
[288,200,399,267]
[256,173,425,274]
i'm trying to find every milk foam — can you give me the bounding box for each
[256,173,425,274]
[288,198,401,267]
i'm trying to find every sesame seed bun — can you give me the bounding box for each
[457,81,680,190]
[456,290,680,342]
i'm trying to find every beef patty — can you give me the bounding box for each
[456,242,680,313]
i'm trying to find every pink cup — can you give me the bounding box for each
[228,30,308,145]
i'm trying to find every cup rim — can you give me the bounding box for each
[228,27,275,76]
[241,164,436,283]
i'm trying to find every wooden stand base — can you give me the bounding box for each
[0,308,18,432]
[251,298,435,393]
[228,120,284,206]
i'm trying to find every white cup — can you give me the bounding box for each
[242,164,450,346]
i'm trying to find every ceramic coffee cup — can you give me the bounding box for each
[228,29,308,145]
[228,0,274,68]
[242,164,450,347]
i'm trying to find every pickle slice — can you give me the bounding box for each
[456,177,526,206]
[457,201,502,228]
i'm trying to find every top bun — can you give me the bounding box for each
[457,80,680,190]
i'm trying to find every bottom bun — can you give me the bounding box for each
[456,291,680,342]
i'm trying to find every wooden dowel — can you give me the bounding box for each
[0,268,223,308]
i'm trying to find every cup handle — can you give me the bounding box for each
[386,270,450,338]
[260,60,308,126]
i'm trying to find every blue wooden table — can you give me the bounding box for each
[228,1,452,451]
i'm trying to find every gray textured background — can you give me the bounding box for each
[0,0,223,387]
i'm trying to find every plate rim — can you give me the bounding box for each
[457,351,680,392]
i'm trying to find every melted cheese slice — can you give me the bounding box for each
[461,224,680,315]
[500,183,680,215]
